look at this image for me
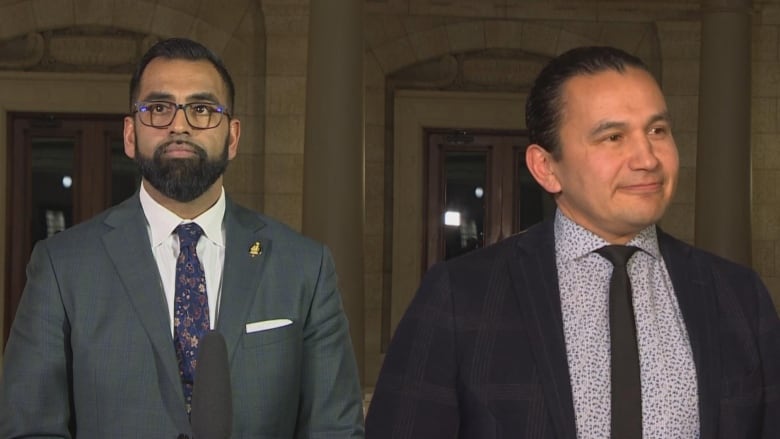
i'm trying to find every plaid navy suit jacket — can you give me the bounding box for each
[366,219,780,438]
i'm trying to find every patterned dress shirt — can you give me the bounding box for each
[554,210,699,438]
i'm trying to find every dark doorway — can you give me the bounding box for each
[5,113,140,342]
[423,129,555,270]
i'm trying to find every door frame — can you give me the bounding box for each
[423,128,528,270]
[388,90,525,344]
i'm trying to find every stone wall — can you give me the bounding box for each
[752,2,780,302]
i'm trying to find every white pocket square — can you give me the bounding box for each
[245,319,293,334]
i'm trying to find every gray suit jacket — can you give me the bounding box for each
[1,194,365,438]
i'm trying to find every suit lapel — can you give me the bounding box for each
[215,199,269,363]
[507,221,577,439]
[658,231,720,438]
[101,195,189,428]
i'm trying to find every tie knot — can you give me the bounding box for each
[595,245,639,267]
[175,223,204,248]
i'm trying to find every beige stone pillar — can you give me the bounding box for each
[302,0,365,381]
[694,0,752,266]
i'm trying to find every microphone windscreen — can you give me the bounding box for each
[191,330,233,439]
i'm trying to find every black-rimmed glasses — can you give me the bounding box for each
[133,101,231,129]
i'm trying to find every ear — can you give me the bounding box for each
[123,115,136,159]
[227,118,240,160]
[525,144,562,194]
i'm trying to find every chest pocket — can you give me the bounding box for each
[241,321,300,348]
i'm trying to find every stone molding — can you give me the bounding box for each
[0,28,159,73]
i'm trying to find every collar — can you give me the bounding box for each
[553,209,661,263]
[139,183,226,247]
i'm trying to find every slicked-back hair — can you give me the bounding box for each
[129,37,235,112]
[525,46,652,159]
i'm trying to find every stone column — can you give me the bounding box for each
[694,0,752,266]
[302,0,365,381]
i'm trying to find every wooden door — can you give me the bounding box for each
[423,129,555,269]
[4,113,140,342]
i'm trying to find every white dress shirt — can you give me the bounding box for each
[139,184,227,335]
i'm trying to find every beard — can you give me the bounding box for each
[134,136,230,203]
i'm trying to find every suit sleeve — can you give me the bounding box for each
[0,241,73,438]
[756,275,780,438]
[365,263,460,438]
[295,245,365,438]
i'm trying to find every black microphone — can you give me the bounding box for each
[191,330,233,439]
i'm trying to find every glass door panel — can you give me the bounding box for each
[443,151,487,260]
[31,137,75,241]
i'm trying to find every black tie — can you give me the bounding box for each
[596,245,642,439]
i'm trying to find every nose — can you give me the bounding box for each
[169,106,191,133]
[628,135,660,170]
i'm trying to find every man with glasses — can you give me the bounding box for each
[0,38,365,438]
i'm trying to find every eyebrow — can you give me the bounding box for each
[139,91,175,102]
[647,111,672,127]
[589,120,628,138]
[187,92,223,104]
[588,111,672,138]
[139,91,223,104]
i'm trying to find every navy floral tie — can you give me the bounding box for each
[173,223,210,415]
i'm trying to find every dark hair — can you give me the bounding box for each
[525,46,652,159]
[129,37,235,111]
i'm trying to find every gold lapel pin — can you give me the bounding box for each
[249,241,262,257]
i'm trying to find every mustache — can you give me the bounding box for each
[154,139,207,158]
